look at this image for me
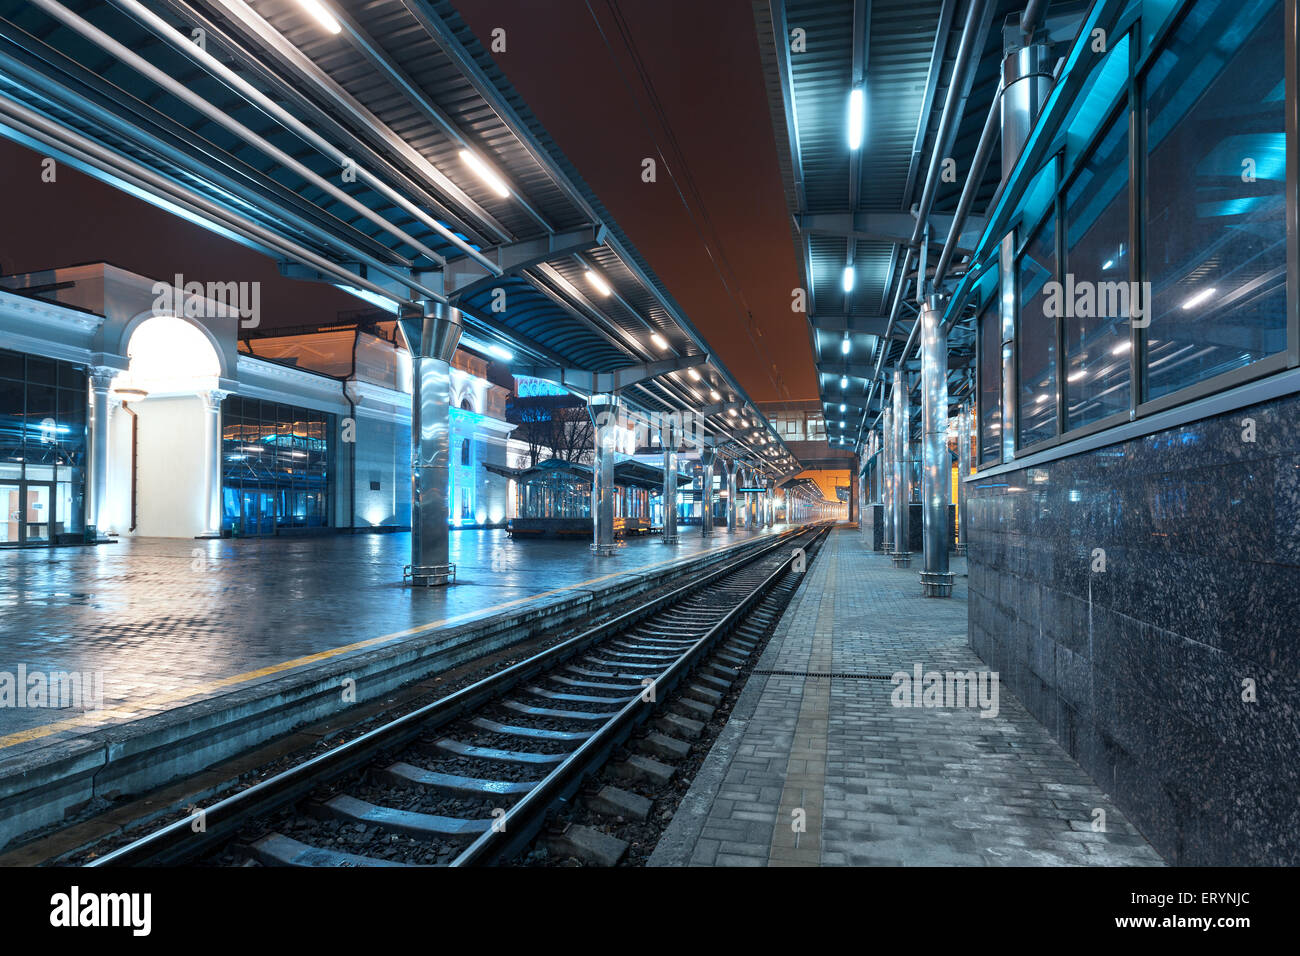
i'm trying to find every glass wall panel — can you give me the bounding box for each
[1018,210,1059,447]
[978,293,1001,463]
[1143,0,1287,400]
[221,395,332,533]
[1064,111,1133,429]
[0,348,88,541]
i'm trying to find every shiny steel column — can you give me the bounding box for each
[920,296,954,597]
[398,302,461,585]
[698,447,715,536]
[881,408,894,554]
[891,369,911,567]
[957,403,971,556]
[726,459,738,531]
[1000,36,1052,461]
[588,393,621,555]
[660,422,678,545]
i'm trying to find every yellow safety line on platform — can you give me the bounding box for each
[0,533,776,751]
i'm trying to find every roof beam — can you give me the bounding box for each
[445,226,605,300]
[798,211,985,253]
[515,356,709,396]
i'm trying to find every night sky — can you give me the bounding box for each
[0,0,815,403]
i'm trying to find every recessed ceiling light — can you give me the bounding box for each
[586,270,612,296]
[297,0,342,34]
[459,150,510,197]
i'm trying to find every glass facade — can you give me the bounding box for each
[975,0,1293,466]
[1017,210,1059,447]
[0,348,86,545]
[221,396,332,535]
[1143,0,1288,400]
[1064,111,1133,428]
[977,294,1001,463]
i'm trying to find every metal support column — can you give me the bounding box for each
[881,409,894,554]
[699,447,715,537]
[892,369,911,567]
[588,392,621,556]
[726,459,738,532]
[920,295,954,597]
[1000,34,1053,461]
[660,422,678,545]
[398,302,462,585]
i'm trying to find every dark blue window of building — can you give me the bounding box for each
[1018,210,1059,448]
[221,396,332,535]
[978,293,1001,464]
[1143,0,1287,400]
[0,347,87,545]
[1064,111,1133,429]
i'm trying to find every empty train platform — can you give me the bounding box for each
[0,525,794,848]
[650,526,1162,867]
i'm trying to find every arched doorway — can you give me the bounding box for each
[106,316,222,537]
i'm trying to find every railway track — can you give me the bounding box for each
[88,523,829,867]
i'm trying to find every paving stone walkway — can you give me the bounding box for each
[650,525,1164,867]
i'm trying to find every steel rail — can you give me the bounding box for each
[88,525,820,867]
[452,524,829,865]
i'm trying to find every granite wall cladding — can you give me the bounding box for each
[967,390,1300,865]
[867,503,956,554]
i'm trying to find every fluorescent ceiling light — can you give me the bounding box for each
[1067,369,1086,382]
[585,270,612,296]
[1181,287,1216,310]
[488,344,513,362]
[1102,259,1114,270]
[297,0,342,34]
[650,332,669,350]
[687,367,701,381]
[459,150,510,197]
[1111,340,1131,355]
[847,87,865,150]
[842,265,855,293]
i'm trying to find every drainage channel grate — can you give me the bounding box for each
[752,669,895,681]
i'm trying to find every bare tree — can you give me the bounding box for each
[552,405,595,465]
[512,405,552,468]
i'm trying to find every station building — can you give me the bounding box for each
[0,262,515,545]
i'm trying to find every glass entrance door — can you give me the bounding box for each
[0,482,53,546]
[240,489,277,536]
[24,483,52,544]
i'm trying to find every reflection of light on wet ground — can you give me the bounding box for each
[0,526,783,745]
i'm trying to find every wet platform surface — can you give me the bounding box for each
[651,525,1165,867]
[0,525,783,754]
